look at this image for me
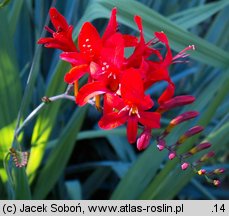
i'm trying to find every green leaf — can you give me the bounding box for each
[82,167,111,199]
[26,62,70,182]
[33,106,87,199]
[169,0,229,29]
[66,180,82,200]
[0,0,10,8]
[0,8,22,191]
[12,167,31,200]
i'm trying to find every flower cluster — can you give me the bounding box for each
[38,7,195,150]
[38,7,224,185]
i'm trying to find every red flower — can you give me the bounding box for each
[60,8,119,83]
[99,69,160,143]
[38,7,196,148]
[38,8,77,52]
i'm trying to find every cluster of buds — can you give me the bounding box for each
[156,110,224,186]
[9,148,29,168]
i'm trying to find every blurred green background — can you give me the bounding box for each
[0,0,228,200]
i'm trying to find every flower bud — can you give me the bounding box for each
[197,169,206,175]
[213,168,225,175]
[158,95,195,112]
[137,128,151,151]
[168,151,176,160]
[157,139,166,151]
[181,162,189,170]
[177,126,204,144]
[170,111,199,126]
[213,179,220,187]
[199,151,215,162]
[189,142,211,155]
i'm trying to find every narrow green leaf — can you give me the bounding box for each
[0,0,10,8]
[169,1,229,29]
[66,180,82,200]
[82,167,111,199]
[0,8,22,189]
[33,106,87,199]
[12,167,31,200]
[26,62,70,182]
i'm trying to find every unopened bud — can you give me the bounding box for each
[213,179,220,187]
[157,139,166,151]
[170,111,199,127]
[177,126,204,144]
[197,169,206,175]
[213,168,225,175]
[137,128,151,151]
[168,152,176,160]
[199,151,215,162]
[189,142,211,154]
[158,95,195,112]
[181,162,189,170]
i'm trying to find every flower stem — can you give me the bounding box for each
[15,93,75,138]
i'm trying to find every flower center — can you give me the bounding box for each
[129,106,140,118]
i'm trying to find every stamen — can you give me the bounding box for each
[173,45,195,62]
[118,105,130,114]
[45,26,55,34]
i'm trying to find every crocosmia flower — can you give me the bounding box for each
[98,69,161,144]
[38,8,77,52]
[38,7,195,150]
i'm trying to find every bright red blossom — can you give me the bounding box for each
[38,8,77,52]
[98,69,160,143]
[38,7,195,149]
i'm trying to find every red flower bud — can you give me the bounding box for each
[189,142,211,154]
[199,151,215,162]
[213,179,220,187]
[168,152,176,160]
[178,126,204,144]
[213,168,225,175]
[197,169,206,175]
[137,128,151,151]
[158,95,195,112]
[170,111,199,126]
[181,162,189,170]
[157,139,166,151]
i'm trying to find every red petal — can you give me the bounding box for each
[64,64,89,84]
[127,116,138,143]
[60,52,88,65]
[122,34,138,47]
[78,22,102,58]
[121,69,144,102]
[155,32,173,67]
[102,33,124,68]
[76,81,110,106]
[98,111,127,129]
[49,8,69,31]
[134,15,144,43]
[37,37,68,51]
[103,94,125,114]
[102,8,118,41]
[121,69,153,109]
[158,82,175,105]
[139,112,161,128]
